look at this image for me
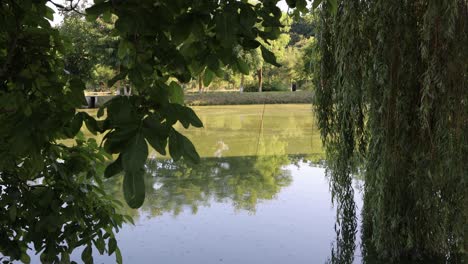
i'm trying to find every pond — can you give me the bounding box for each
[17,104,464,263]
[24,104,363,263]
[86,104,363,264]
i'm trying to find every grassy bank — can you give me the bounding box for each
[185,91,313,106]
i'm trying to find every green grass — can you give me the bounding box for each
[185,91,313,106]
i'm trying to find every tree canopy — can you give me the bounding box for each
[315,0,467,262]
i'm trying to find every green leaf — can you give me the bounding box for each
[296,0,308,10]
[45,6,55,21]
[286,0,297,8]
[142,116,168,155]
[69,78,88,106]
[181,106,203,128]
[239,5,257,29]
[327,0,338,14]
[61,252,70,264]
[97,106,105,118]
[108,238,117,255]
[129,69,144,87]
[94,237,105,255]
[215,13,235,47]
[123,168,145,208]
[103,127,137,154]
[82,113,101,135]
[108,70,128,88]
[260,46,281,67]
[81,245,93,264]
[65,113,84,138]
[169,130,200,163]
[312,0,323,9]
[203,69,215,87]
[237,59,250,75]
[172,15,192,43]
[167,104,203,128]
[168,82,184,105]
[106,96,138,125]
[9,205,17,221]
[104,155,123,178]
[115,248,123,264]
[118,40,134,60]
[20,252,31,264]
[240,39,261,49]
[122,134,148,172]
[86,1,112,21]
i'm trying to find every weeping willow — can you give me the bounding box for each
[315,0,467,261]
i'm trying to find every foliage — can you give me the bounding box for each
[288,12,317,45]
[106,154,294,218]
[90,64,115,90]
[185,91,313,106]
[59,13,119,89]
[314,0,467,261]
[0,0,306,262]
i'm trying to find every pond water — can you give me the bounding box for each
[31,105,364,263]
[89,104,362,264]
[97,156,363,264]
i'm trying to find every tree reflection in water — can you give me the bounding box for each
[143,155,293,216]
[104,154,466,263]
[104,154,303,219]
[325,169,357,264]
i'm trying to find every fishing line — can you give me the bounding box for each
[255,103,267,156]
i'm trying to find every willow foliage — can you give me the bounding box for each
[315,0,467,261]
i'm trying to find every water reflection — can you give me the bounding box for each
[81,105,466,263]
[326,168,358,264]
[105,155,318,219]
[92,155,346,264]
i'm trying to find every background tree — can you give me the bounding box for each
[59,13,120,90]
[233,45,263,92]
[288,12,316,45]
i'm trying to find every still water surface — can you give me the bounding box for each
[80,105,362,263]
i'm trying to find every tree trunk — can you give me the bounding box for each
[257,68,263,92]
[124,86,132,96]
[240,74,244,93]
[198,73,203,93]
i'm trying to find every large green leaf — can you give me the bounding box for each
[215,13,235,47]
[203,69,215,87]
[80,112,102,135]
[286,0,297,8]
[104,155,123,178]
[86,1,112,21]
[64,113,83,138]
[122,133,148,171]
[108,238,117,255]
[123,168,145,208]
[81,245,93,264]
[163,104,203,128]
[69,78,88,106]
[142,115,168,155]
[261,46,281,67]
[103,127,136,154]
[237,59,250,75]
[168,82,184,105]
[168,130,200,163]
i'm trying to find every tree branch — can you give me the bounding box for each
[48,0,86,16]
